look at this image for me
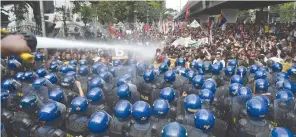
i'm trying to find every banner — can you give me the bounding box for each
[185,2,190,21]
[221,9,238,23]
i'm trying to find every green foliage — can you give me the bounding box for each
[271,2,295,22]
[80,5,94,25]
[11,2,29,22]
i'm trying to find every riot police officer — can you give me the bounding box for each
[194,109,216,136]
[183,75,204,95]
[117,83,140,104]
[1,91,14,136]
[34,52,44,69]
[270,127,295,137]
[60,75,81,98]
[87,87,112,115]
[224,66,235,83]
[77,65,89,93]
[48,88,73,107]
[88,111,112,137]
[110,100,133,137]
[126,101,153,137]
[162,70,185,98]
[287,66,296,84]
[36,67,48,77]
[161,122,203,137]
[210,63,224,87]
[236,66,248,85]
[34,102,66,136]
[44,72,59,91]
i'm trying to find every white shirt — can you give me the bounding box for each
[213,59,225,67]
[269,57,284,63]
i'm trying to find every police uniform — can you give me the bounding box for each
[65,113,89,137]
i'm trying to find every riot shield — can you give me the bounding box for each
[211,118,228,137]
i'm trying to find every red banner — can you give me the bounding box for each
[185,2,190,21]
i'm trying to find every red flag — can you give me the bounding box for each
[185,2,190,21]
[108,24,116,35]
[144,24,150,32]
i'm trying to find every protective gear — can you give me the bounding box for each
[34,126,65,137]
[88,111,111,134]
[204,62,212,73]
[270,127,294,137]
[153,99,169,117]
[79,59,88,66]
[236,66,247,76]
[255,70,267,80]
[192,75,204,89]
[50,60,58,66]
[87,88,103,104]
[230,75,244,85]
[38,102,61,122]
[15,72,25,81]
[195,61,205,70]
[143,69,154,83]
[194,109,215,131]
[117,84,131,99]
[159,63,169,74]
[49,88,64,102]
[186,71,196,81]
[91,62,103,75]
[34,53,44,61]
[59,65,70,74]
[61,75,75,88]
[164,70,176,83]
[225,66,235,76]
[161,122,187,137]
[200,89,214,103]
[252,95,270,108]
[164,59,171,67]
[19,95,38,111]
[45,73,58,84]
[229,83,242,96]
[89,77,104,90]
[247,98,268,119]
[189,60,197,70]
[114,100,132,119]
[79,65,89,76]
[160,87,176,102]
[49,64,58,72]
[255,79,269,93]
[176,58,185,66]
[69,60,77,65]
[259,66,269,72]
[71,96,88,113]
[184,94,201,113]
[202,79,216,93]
[275,89,294,104]
[276,72,289,79]
[174,66,183,74]
[179,67,189,77]
[272,63,283,72]
[250,64,259,74]
[128,58,137,65]
[113,59,121,67]
[282,80,295,93]
[24,71,37,81]
[228,59,237,66]
[132,101,151,123]
[99,72,111,83]
[109,67,116,77]
[211,63,222,74]
[2,78,17,90]
[238,87,252,96]
[32,78,46,89]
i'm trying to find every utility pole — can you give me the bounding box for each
[62,6,68,37]
[39,0,46,36]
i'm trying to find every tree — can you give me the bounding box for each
[80,5,94,26]
[10,2,29,25]
[271,2,295,23]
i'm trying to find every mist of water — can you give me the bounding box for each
[36,37,159,59]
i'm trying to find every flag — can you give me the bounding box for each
[185,2,190,21]
[217,14,227,27]
[144,24,150,32]
[108,24,116,35]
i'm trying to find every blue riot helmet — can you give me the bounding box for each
[186,70,196,81]
[49,65,58,72]
[237,87,252,96]
[195,61,204,70]
[211,63,221,74]
[215,61,223,69]
[99,72,110,83]
[45,73,58,84]
[174,66,182,74]
[98,67,109,74]
[15,72,24,81]
[179,67,189,77]
[164,58,171,67]
[50,60,58,66]
[117,84,131,99]
[202,79,216,93]
[204,62,212,72]
[153,99,170,117]
[250,64,259,74]
[153,68,160,76]
[236,66,247,76]
[114,100,132,119]
[228,59,237,66]
[7,59,19,69]
[113,59,121,67]
[128,58,137,65]
[89,77,103,89]
[276,72,289,79]
[272,62,283,72]
[38,102,61,122]
[275,79,285,90]
[189,60,197,70]
[91,62,103,75]
[19,95,37,112]
[161,122,187,137]
[159,63,169,74]
[88,111,110,133]
[143,69,155,83]
[246,98,268,119]
[282,80,296,93]
[194,109,215,131]
[137,62,147,71]
[79,65,89,76]
[270,127,294,137]
[48,88,64,102]
[197,68,205,75]
[1,91,9,106]
[200,89,214,103]
[160,87,176,102]
[259,67,269,72]
[230,75,244,85]
[61,75,75,87]
[224,66,235,76]
[164,70,176,83]
[255,79,269,93]
[229,83,242,96]
[79,59,88,66]
[255,70,267,80]
[109,67,116,77]
[176,58,185,66]
[276,89,294,104]
[184,94,201,113]
[132,101,151,123]
[36,68,47,77]
[71,96,88,113]
[34,53,44,61]
[68,64,76,71]
[2,78,17,90]
[287,66,296,77]
[252,95,270,108]
[147,64,154,70]
[87,88,104,104]
[33,78,46,89]
[24,71,37,81]
[65,71,76,79]
[69,60,77,65]
[192,75,204,89]
[59,65,69,74]
[117,78,126,87]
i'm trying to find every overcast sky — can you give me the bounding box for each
[166,0,188,12]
